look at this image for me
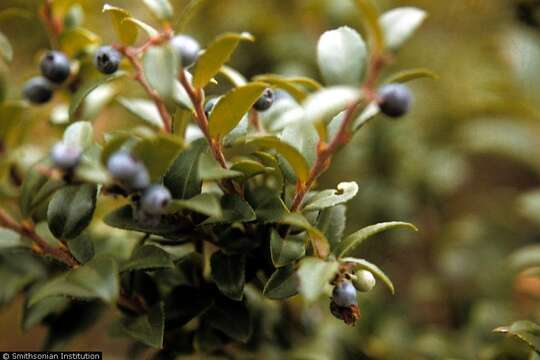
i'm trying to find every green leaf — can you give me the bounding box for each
[164,139,206,199]
[379,7,427,50]
[20,167,64,218]
[303,86,361,125]
[47,184,97,240]
[29,256,119,305]
[59,27,100,57]
[263,265,299,300]
[205,194,256,224]
[246,136,309,182]
[102,4,138,45]
[340,257,395,294]
[334,221,418,258]
[219,65,247,87]
[197,153,243,181]
[384,68,438,84]
[132,134,183,182]
[193,32,254,88]
[253,74,308,102]
[0,8,33,22]
[0,228,26,250]
[270,229,305,268]
[173,80,194,110]
[121,244,174,272]
[0,31,13,63]
[0,252,46,306]
[494,321,540,353]
[280,213,330,259]
[117,97,163,129]
[230,159,266,178]
[317,205,346,251]
[208,82,267,138]
[304,181,359,211]
[165,285,213,328]
[297,257,338,303]
[121,302,164,349]
[142,0,173,21]
[168,193,222,218]
[280,121,319,167]
[353,0,384,51]
[143,44,178,100]
[122,17,158,37]
[245,186,289,223]
[317,26,367,86]
[69,72,126,121]
[67,232,94,264]
[211,251,245,301]
[63,121,93,149]
[104,205,187,236]
[206,297,252,342]
[22,296,69,330]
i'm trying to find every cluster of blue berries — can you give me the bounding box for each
[23,51,71,104]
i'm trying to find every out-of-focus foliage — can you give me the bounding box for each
[1,0,540,359]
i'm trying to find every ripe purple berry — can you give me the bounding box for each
[377,83,413,118]
[23,77,53,104]
[332,281,357,307]
[50,142,81,170]
[141,185,172,215]
[94,46,122,75]
[253,88,274,112]
[107,151,150,190]
[40,51,71,84]
[170,35,200,68]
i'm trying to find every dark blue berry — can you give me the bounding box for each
[253,88,274,112]
[332,281,357,307]
[95,46,122,75]
[170,35,200,68]
[107,151,150,190]
[50,142,81,170]
[40,51,71,84]
[141,185,171,215]
[22,77,53,104]
[377,83,412,118]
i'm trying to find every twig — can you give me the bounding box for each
[0,208,79,267]
[249,110,265,133]
[40,0,62,48]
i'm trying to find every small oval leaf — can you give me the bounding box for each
[379,7,427,50]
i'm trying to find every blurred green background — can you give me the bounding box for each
[2,0,540,358]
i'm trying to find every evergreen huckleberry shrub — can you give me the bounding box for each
[0,0,431,356]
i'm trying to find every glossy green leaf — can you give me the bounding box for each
[164,139,206,199]
[205,194,256,224]
[340,257,395,294]
[494,321,540,353]
[280,122,319,167]
[303,86,361,125]
[117,97,163,129]
[193,32,254,88]
[270,229,305,268]
[168,193,222,218]
[47,184,97,240]
[230,159,266,178]
[280,213,330,258]
[0,31,13,63]
[297,257,338,303]
[198,153,243,181]
[384,67,439,84]
[122,17,158,37]
[206,298,252,342]
[132,134,183,182]
[173,80,194,110]
[208,82,267,138]
[0,228,26,250]
[22,296,69,330]
[211,251,245,301]
[20,167,64,218]
[334,221,418,258]
[317,26,367,86]
[353,0,384,51]
[104,205,187,236]
[245,186,289,223]
[63,121,93,149]
[253,74,307,102]
[102,4,138,45]
[263,265,299,300]
[143,44,178,100]
[0,252,46,306]
[29,256,119,306]
[219,65,247,87]
[121,244,174,272]
[246,136,309,182]
[69,72,126,121]
[121,302,164,349]
[304,181,359,211]
[67,232,94,264]
[379,7,427,50]
[142,0,173,21]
